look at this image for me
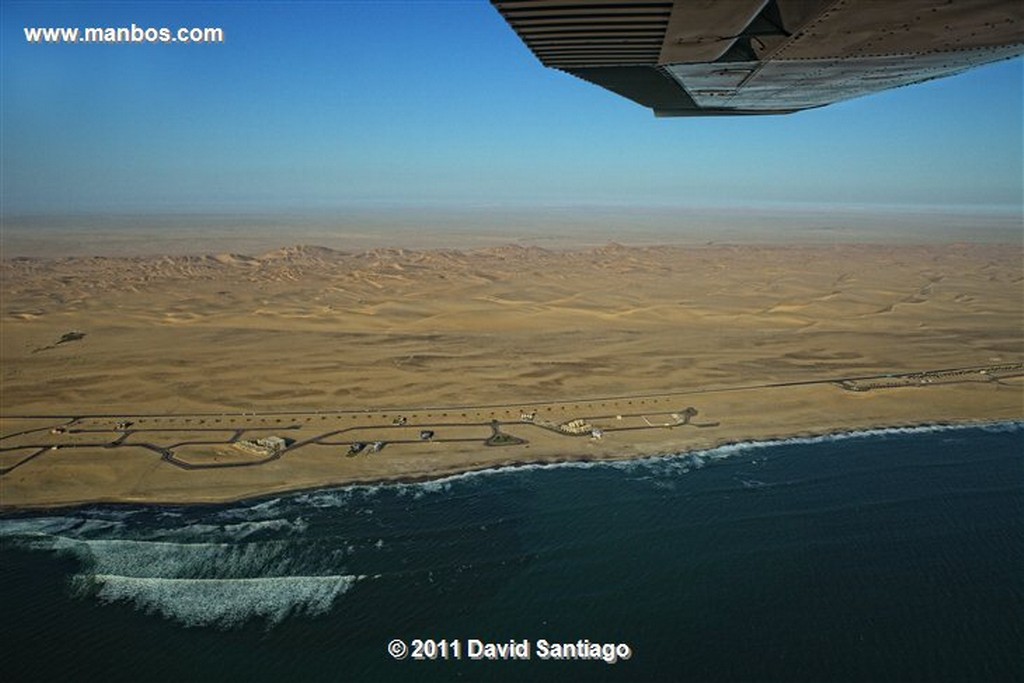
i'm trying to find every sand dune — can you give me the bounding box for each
[1,241,1021,505]
[2,242,1021,415]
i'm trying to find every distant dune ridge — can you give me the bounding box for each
[0,241,1021,505]
[2,241,1021,413]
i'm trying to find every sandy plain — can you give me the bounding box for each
[1,241,1021,507]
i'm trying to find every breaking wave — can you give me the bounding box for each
[43,536,345,580]
[1,515,358,629]
[78,574,360,629]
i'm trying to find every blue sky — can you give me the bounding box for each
[2,0,1022,215]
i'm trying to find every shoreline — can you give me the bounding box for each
[2,417,1019,513]
[2,242,1020,509]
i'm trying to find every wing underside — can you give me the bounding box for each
[492,0,1024,116]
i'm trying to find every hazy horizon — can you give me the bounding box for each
[3,202,1021,258]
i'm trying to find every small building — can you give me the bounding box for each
[559,418,594,435]
[233,436,287,457]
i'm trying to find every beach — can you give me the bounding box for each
[2,241,1022,507]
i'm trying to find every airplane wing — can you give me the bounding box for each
[492,0,1024,116]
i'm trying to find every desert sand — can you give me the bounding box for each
[1,241,1021,507]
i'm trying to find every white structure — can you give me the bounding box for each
[233,436,287,457]
[559,418,593,435]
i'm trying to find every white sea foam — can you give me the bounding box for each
[26,534,341,583]
[293,489,357,508]
[211,496,285,521]
[5,530,359,629]
[244,497,284,513]
[979,421,1023,434]
[0,516,80,537]
[80,574,360,628]
[172,519,303,538]
[148,522,224,538]
[74,518,129,535]
[291,485,394,510]
[221,517,308,538]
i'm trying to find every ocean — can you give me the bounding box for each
[1,423,1021,683]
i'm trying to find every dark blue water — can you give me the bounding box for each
[2,424,1021,682]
